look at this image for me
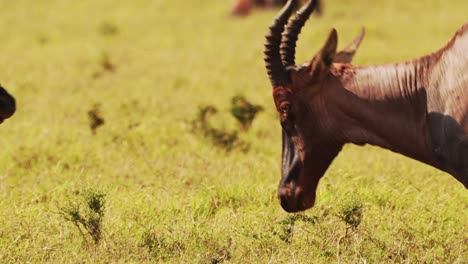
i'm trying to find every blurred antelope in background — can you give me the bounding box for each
[264,0,468,212]
[0,85,15,124]
[231,0,322,17]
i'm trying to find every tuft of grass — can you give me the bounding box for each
[99,53,116,73]
[336,194,364,231]
[92,53,116,78]
[139,228,186,260]
[230,95,263,131]
[191,104,249,152]
[275,214,318,243]
[191,104,218,131]
[88,103,105,135]
[98,21,119,37]
[58,188,107,245]
[37,34,49,45]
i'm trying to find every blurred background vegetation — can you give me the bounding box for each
[0,0,466,262]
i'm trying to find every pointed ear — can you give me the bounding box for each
[308,29,338,79]
[333,27,365,63]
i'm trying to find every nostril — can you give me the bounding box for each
[278,185,300,213]
[278,184,293,200]
[279,194,289,209]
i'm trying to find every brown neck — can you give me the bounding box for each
[331,58,437,166]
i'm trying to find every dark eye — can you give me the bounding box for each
[280,103,291,114]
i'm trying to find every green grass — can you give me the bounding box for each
[0,0,467,262]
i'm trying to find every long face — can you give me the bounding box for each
[0,86,15,123]
[272,68,343,212]
[264,0,364,212]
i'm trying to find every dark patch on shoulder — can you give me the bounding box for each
[427,112,468,187]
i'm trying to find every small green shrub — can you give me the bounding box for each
[230,95,263,131]
[98,21,119,36]
[58,188,107,245]
[275,214,317,243]
[336,195,364,231]
[191,105,249,152]
[139,227,186,260]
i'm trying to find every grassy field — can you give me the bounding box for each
[0,0,467,262]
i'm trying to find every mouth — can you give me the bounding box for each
[278,182,315,212]
[278,183,302,212]
[0,110,14,122]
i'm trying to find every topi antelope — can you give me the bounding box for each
[0,85,15,124]
[231,0,322,17]
[264,0,468,212]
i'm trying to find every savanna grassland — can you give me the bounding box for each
[0,0,467,263]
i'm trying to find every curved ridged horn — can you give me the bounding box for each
[264,0,297,88]
[280,0,318,69]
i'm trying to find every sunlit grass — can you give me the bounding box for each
[0,0,466,262]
